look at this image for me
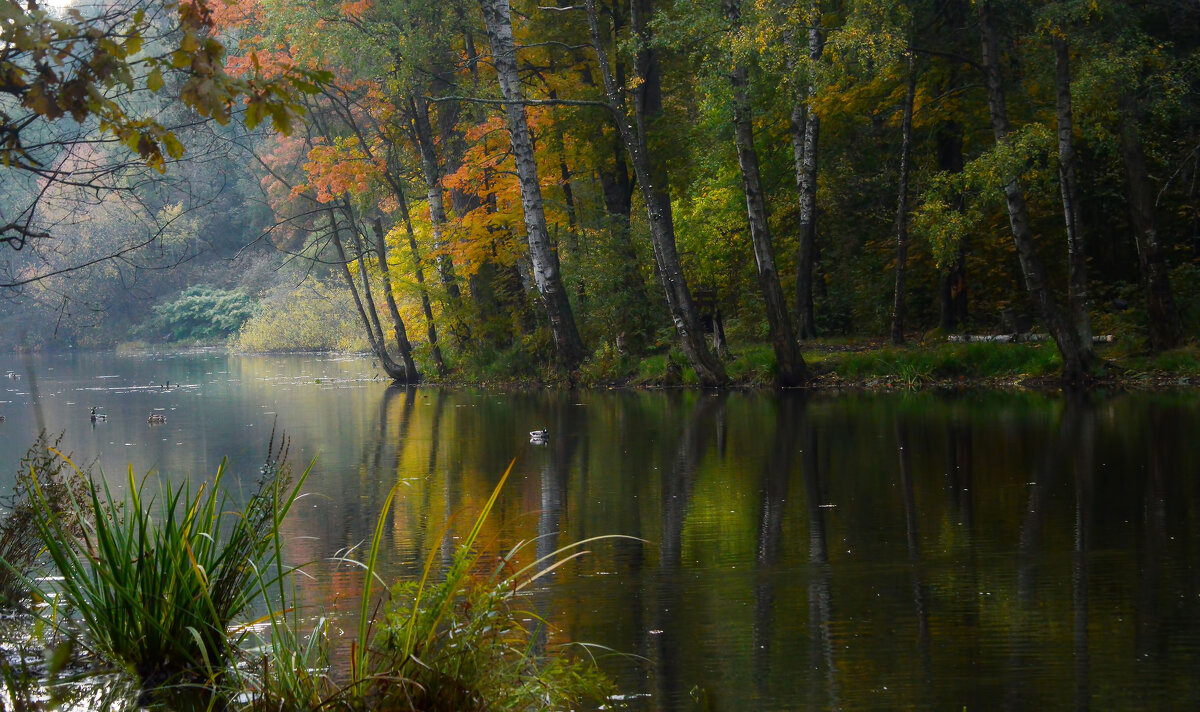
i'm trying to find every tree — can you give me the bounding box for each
[977,0,1092,384]
[792,0,824,340]
[479,0,588,368]
[891,52,917,345]
[1050,28,1091,352]
[586,0,729,386]
[724,0,807,384]
[0,0,322,270]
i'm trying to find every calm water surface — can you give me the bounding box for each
[1,351,1199,710]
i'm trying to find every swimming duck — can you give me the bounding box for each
[90,407,107,422]
[147,412,167,424]
[529,428,548,443]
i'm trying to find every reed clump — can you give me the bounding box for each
[19,434,309,689]
[3,439,615,710]
[243,460,616,712]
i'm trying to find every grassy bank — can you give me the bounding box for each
[560,338,1200,390]
[97,334,1200,391]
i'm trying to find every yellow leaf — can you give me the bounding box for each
[163,133,184,159]
[147,67,164,93]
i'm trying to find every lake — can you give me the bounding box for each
[1,351,1199,710]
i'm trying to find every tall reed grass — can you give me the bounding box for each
[21,435,310,689]
[243,459,619,711]
[4,437,618,710]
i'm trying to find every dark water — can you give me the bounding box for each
[2,352,1199,710]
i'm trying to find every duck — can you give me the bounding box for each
[3,371,19,380]
[90,407,107,422]
[529,427,548,443]
[147,412,167,424]
[0,415,5,422]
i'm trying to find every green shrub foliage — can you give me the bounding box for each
[147,286,255,342]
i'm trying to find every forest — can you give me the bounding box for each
[2,0,1198,387]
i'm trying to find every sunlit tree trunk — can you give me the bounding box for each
[479,0,588,368]
[978,0,1091,385]
[586,0,728,385]
[329,210,413,382]
[891,54,917,345]
[391,184,447,376]
[727,0,806,385]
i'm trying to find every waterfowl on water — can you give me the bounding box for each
[90,407,107,422]
[147,412,167,424]
[529,428,548,443]
[3,371,18,380]
[0,415,5,422]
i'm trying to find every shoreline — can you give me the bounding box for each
[10,340,1199,393]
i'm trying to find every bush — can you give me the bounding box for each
[143,286,255,342]
[233,281,367,352]
[0,432,92,605]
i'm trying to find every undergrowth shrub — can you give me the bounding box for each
[143,286,254,342]
[834,342,1061,381]
[233,281,366,352]
[0,432,92,605]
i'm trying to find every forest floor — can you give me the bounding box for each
[562,338,1200,391]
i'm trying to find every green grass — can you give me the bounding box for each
[830,342,1062,383]
[20,436,310,689]
[4,437,618,709]
[725,344,778,386]
[1122,344,1200,381]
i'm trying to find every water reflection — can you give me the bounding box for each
[2,353,1200,710]
[1065,394,1094,712]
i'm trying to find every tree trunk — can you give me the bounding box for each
[392,185,447,376]
[585,0,728,385]
[727,0,806,385]
[329,211,407,381]
[891,54,917,345]
[370,217,420,381]
[1054,35,1092,352]
[409,93,470,343]
[792,0,823,340]
[479,0,588,368]
[936,122,968,332]
[977,0,1091,385]
[1118,93,1182,351]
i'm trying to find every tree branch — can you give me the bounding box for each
[425,94,609,109]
